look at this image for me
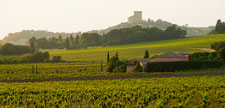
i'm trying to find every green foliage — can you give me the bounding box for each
[106,54,120,72]
[29,37,37,53]
[0,43,30,55]
[215,19,225,34]
[134,62,142,72]
[147,61,223,72]
[144,49,149,58]
[80,33,101,47]
[211,41,225,51]
[104,25,186,46]
[25,52,49,63]
[106,53,126,72]
[27,25,186,49]
[189,52,219,61]
[65,37,70,50]
[0,75,224,107]
[217,48,225,61]
[107,51,110,64]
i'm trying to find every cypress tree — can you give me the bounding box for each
[144,50,149,58]
[32,65,34,74]
[107,51,110,64]
[66,37,70,50]
[74,35,80,49]
[115,52,119,60]
[29,37,36,53]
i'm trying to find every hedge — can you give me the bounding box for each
[147,61,223,72]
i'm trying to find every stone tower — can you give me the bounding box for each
[128,11,143,24]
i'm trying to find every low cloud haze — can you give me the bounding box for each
[0,0,225,39]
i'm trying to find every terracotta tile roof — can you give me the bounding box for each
[126,58,154,62]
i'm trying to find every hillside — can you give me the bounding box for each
[89,19,213,36]
[1,19,213,45]
[43,34,225,63]
[1,30,81,45]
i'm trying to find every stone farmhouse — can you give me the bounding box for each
[126,52,190,72]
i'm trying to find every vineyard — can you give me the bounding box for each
[0,75,224,107]
[0,62,224,82]
[0,63,152,82]
[0,63,107,81]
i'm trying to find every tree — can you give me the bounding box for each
[29,37,36,53]
[106,53,120,72]
[58,35,62,42]
[144,50,149,58]
[115,52,119,60]
[36,37,49,49]
[25,52,50,63]
[134,61,142,72]
[107,51,110,64]
[74,35,80,49]
[70,34,74,43]
[215,19,225,34]
[80,33,101,46]
[217,48,225,61]
[0,43,30,55]
[211,42,225,51]
[65,37,70,50]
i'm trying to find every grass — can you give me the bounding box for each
[41,34,225,63]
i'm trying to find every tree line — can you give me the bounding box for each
[30,25,186,49]
[209,19,225,34]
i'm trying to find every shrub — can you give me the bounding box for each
[211,41,225,51]
[189,52,219,61]
[217,48,225,61]
[134,61,142,72]
[147,61,223,72]
[25,52,49,63]
[107,52,127,72]
[52,56,62,63]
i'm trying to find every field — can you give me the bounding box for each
[0,62,224,82]
[0,34,225,107]
[42,34,225,63]
[0,34,224,82]
[0,75,224,107]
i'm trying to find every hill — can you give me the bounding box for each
[43,34,225,63]
[1,19,213,45]
[89,19,213,36]
[1,30,81,45]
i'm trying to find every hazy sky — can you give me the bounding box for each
[1,0,225,39]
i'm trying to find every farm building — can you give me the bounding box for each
[126,58,153,72]
[152,52,189,62]
[126,52,190,72]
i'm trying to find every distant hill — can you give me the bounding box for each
[1,19,213,45]
[1,30,81,45]
[88,19,213,36]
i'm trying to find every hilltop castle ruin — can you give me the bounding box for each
[128,11,143,24]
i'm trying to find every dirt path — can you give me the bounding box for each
[194,48,215,52]
[1,72,225,83]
